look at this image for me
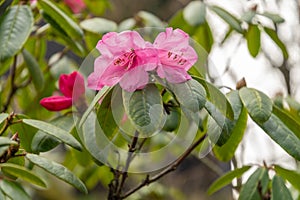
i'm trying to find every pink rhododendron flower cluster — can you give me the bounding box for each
[88,28,198,92]
[40,71,85,111]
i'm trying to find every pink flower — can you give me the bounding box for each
[153,28,198,83]
[40,71,85,111]
[87,31,158,92]
[64,0,86,14]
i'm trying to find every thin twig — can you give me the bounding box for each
[116,131,139,197]
[120,133,207,199]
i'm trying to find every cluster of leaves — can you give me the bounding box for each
[0,0,299,199]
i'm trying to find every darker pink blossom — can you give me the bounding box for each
[64,0,86,14]
[40,71,85,111]
[87,31,158,92]
[153,28,198,83]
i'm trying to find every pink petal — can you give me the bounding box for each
[59,71,85,100]
[135,48,159,71]
[154,28,189,51]
[157,65,191,83]
[40,96,72,111]
[96,31,146,57]
[119,67,149,92]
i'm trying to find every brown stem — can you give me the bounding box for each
[120,133,207,199]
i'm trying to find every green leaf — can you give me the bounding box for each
[260,114,300,160]
[38,0,83,39]
[208,166,251,195]
[0,113,8,125]
[0,5,33,62]
[0,137,17,146]
[210,6,243,33]
[137,11,165,27]
[213,91,248,161]
[272,105,300,139]
[79,86,111,128]
[123,84,164,137]
[41,12,85,56]
[239,87,273,124]
[260,169,270,195]
[239,168,266,200]
[271,176,293,200]
[0,179,30,200]
[193,21,214,53]
[0,163,47,188]
[26,154,88,194]
[10,115,37,152]
[97,89,119,140]
[31,116,74,153]
[264,27,288,59]
[183,1,206,26]
[241,11,256,23]
[80,18,117,34]
[274,165,300,191]
[22,49,45,91]
[168,79,206,112]
[168,10,196,35]
[246,24,261,57]
[23,119,82,151]
[261,12,285,24]
[195,77,234,120]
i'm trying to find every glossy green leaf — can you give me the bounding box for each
[183,1,206,26]
[168,79,206,112]
[271,176,293,200]
[31,116,74,153]
[0,5,33,62]
[241,11,256,23]
[0,113,8,125]
[261,12,285,24]
[80,18,117,34]
[23,119,82,151]
[272,105,300,139]
[0,137,17,146]
[195,77,234,120]
[193,21,214,52]
[22,49,44,91]
[260,114,300,160]
[213,91,248,161]
[79,86,111,128]
[0,163,47,188]
[264,27,288,59]
[239,87,273,124]
[97,89,118,139]
[246,24,261,57]
[0,179,30,200]
[260,168,270,195]
[123,84,164,137]
[39,0,83,39]
[210,6,243,33]
[208,165,251,195]
[41,12,85,56]
[239,168,265,200]
[274,165,300,191]
[26,154,88,194]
